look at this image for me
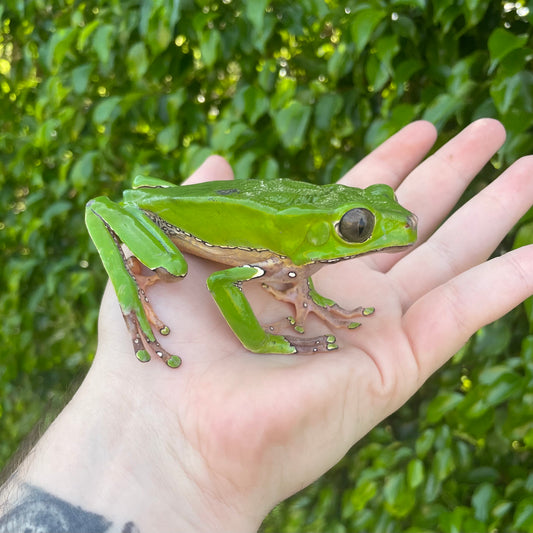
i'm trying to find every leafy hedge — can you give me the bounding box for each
[1,0,533,531]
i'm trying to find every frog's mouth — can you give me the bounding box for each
[317,241,416,264]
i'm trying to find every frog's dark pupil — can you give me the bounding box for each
[338,208,375,243]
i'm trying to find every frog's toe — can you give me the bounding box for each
[144,338,182,368]
[125,313,182,368]
[135,347,151,363]
[283,334,338,354]
[264,316,307,336]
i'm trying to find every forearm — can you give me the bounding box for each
[0,365,259,533]
[0,373,167,532]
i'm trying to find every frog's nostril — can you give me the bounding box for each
[406,214,418,230]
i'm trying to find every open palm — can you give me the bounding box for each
[92,119,533,531]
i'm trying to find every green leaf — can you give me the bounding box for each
[327,42,354,82]
[71,64,92,94]
[464,0,491,27]
[199,30,221,68]
[433,448,455,481]
[34,118,60,149]
[392,0,426,7]
[232,151,257,180]
[394,58,423,83]
[416,428,436,458]
[466,467,499,484]
[257,157,279,180]
[490,71,533,133]
[42,201,72,227]
[407,458,425,489]
[350,479,378,512]
[524,427,533,449]
[70,151,97,189]
[92,24,115,67]
[165,88,187,117]
[426,392,463,423]
[474,321,512,357]
[350,9,387,54]
[44,27,76,72]
[484,373,523,407]
[375,33,400,67]
[235,86,269,125]
[127,42,149,81]
[271,77,297,110]
[139,0,179,54]
[478,365,516,386]
[92,96,122,125]
[513,497,533,531]
[211,119,250,152]
[472,483,498,522]
[314,93,343,130]
[77,19,100,51]
[364,118,398,151]
[383,472,416,518]
[422,93,464,129]
[156,124,181,154]
[365,54,390,92]
[492,501,514,520]
[273,101,312,151]
[488,28,528,70]
[246,0,270,32]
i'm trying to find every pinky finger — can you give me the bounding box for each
[404,245,533,382]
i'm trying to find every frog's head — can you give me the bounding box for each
[294,184,417,265]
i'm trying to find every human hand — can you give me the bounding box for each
[43,119,533,532]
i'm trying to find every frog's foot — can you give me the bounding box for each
[280,333,338,354]
[309,302,374,330]
[123,313,182,368]
[262,281,374,332]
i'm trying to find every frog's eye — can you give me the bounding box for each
[338,208,375,243]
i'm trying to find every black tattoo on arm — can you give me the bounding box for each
[0,485,139,533]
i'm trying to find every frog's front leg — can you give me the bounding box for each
[206,262,338,354]
[86,197,186,367]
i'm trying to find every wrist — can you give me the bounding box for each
[2,357,260,533]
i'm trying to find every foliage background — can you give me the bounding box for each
[1,0,533,530]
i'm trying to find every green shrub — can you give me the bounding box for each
[1,1,532,530]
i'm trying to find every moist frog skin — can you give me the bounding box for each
[86,176,417,368]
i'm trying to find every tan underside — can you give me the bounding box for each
[168,231,282,266]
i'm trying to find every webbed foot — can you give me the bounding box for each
[124,313,182,368]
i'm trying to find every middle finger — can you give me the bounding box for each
[391,154,533,307]
[372,118,506,272]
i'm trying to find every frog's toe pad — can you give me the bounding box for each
[166,355,182,368]
[135,349,151,363]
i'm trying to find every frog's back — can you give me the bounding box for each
[180,179,360,211]
[129,178,365,212]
